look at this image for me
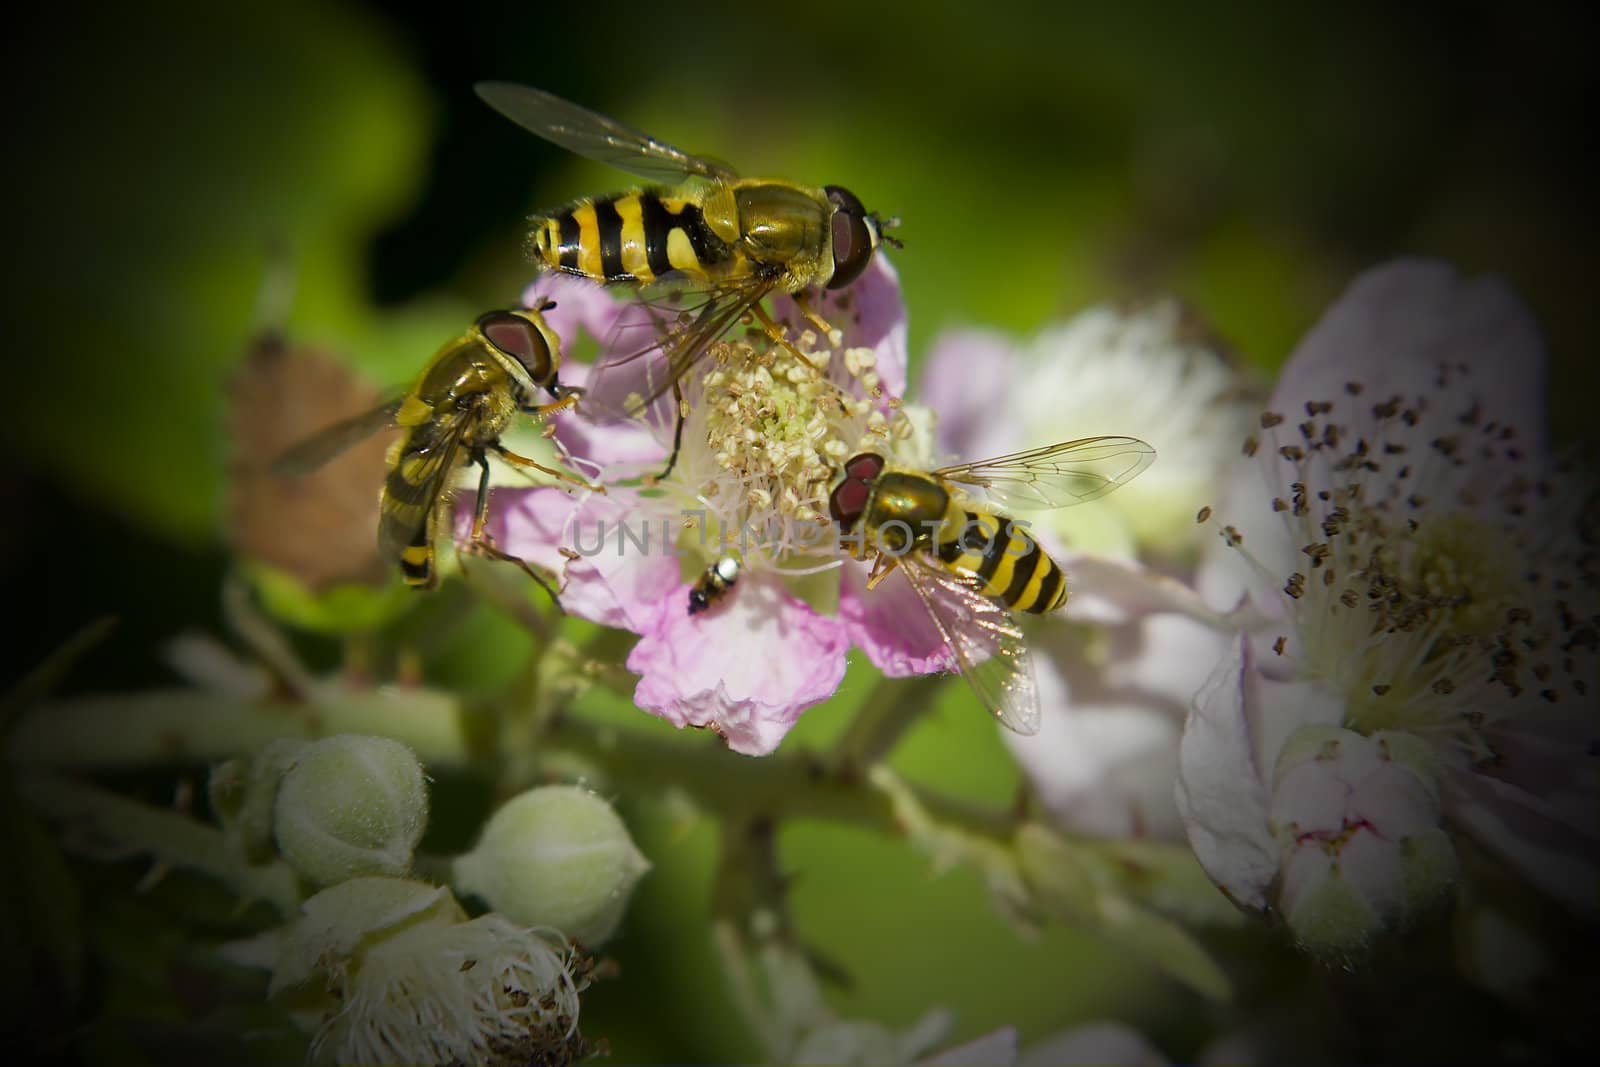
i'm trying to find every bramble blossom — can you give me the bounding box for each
[1177,259,1598,955]
[237,877,590,1066]
[922,302,1252,838]
[480,260,968,755]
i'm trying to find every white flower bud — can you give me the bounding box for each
[273,735,429,887]
[265,878,588,1065]
[1269,726,1458,958]
[270,876,462,996]
[451,785,650,945]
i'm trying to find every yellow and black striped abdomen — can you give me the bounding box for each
[378,419,463,589]
[530,191,729,286]
[934,504,1066,614]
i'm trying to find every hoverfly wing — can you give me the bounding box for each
[375,410,472,565]
[474,83,739,185]
[934,436,1156,512]
[270,397,405,478]
[893,554,1041,736]
[589,273,780,416]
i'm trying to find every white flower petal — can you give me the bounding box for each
[1018,1021,1167,1067]
[916,1027,1020,1067]
[1175,637,1278,909]
[1270,761,1349,837]
[1271,259,1549,464]
[1443,765,1600,917]
[1058,554,1231,628]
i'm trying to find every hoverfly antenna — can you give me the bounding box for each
[874,214,904,250]
[532,296,558,312]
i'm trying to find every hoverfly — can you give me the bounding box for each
[687,556,742,616]
[474,82,895,474]
[828,437,1157,734]
[272,303,594,599]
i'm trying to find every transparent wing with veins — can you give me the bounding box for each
[934,436,1156,512]
[893,554,1041,735]
[474,82,739,185]
[269,397,404,478]
[589,273,782,416]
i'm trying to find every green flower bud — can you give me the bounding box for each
[210,739,305,864]
[274,735,429,887]
[452,785,650,945]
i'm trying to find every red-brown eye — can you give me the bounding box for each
[829,479,871,530]
[824,185,876,290]
[844,453,885,481]
[830,453,885,529]
[479,310,552,379]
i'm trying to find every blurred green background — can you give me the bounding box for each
[1,0,1594,1061]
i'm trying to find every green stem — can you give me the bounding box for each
[825,673,946,774]
[7,686,477,771]
[711,917,784,1062]
[544,713,1018,841]
[16,772,301,915]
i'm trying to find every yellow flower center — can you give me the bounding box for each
[674,330,907,570]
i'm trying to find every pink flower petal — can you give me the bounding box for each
[837,560,958,677]
[550,389,668,475]
[516,276,682,472]
[481,487,681,632]
[1175,636,1278,910]
[627,571,850,756]
[521,274,649,352]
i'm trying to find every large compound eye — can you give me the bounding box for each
[844,453,885,482]
[824,185,877,290]
[478,309,554,379]
[829,453,885,529]
[829,478,870,530]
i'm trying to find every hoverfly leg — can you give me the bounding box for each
[490,442,605,494]
[863,551,901,591]
[527,393,580,419]
[645,379,688,486]
[465,540,566,613]
[790,290,840,347]
[464,452,565,612]
[750,302,820,373]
